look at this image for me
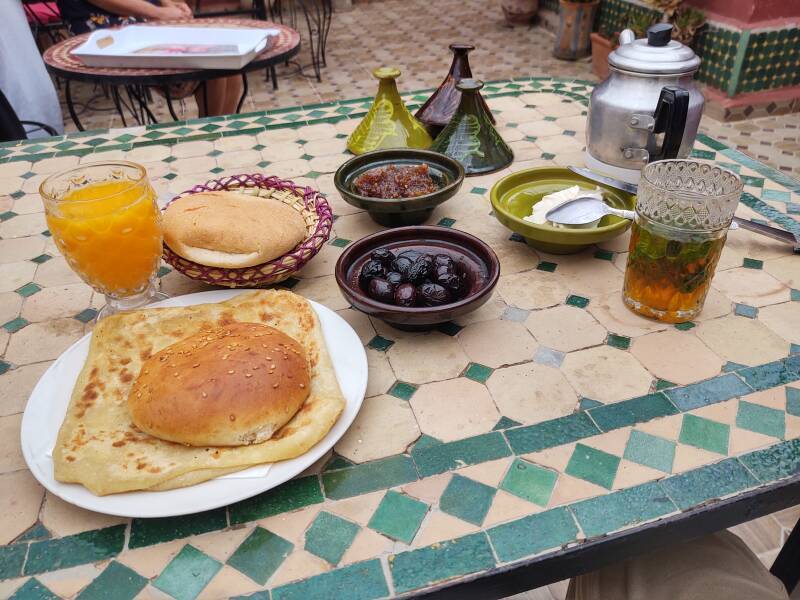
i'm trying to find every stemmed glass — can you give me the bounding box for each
[40,161,167,319]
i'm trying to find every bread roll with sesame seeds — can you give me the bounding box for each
[127,322,310,447]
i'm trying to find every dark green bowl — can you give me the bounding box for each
[334,149,465,227]
[490,167,636,254]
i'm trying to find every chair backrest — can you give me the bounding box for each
[0,88,29,143]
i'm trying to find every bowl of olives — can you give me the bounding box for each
[334,226,500,330]
[334,149,465,228]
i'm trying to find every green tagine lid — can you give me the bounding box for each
[430,79,513,176]
[347,67,433,155]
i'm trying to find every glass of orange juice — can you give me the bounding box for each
[40,161,167,319]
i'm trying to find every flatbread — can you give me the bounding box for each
[53,290,345,496]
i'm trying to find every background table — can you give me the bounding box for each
[42,18,301,130]
[0,77,799,599]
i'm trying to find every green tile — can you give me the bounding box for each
[14,282,41,297]
[661,458,758,510]
[304,511,359,565]
[493,416,522,430]
[690,149,716,160]
[366,335,394,352]
[368,491,428,543]
[787,387,800,416]
[470,187,487,195]
[16,523,51,542]
[412,431,511,477]
[736,400,785,439]
[623,430,675,473]
[3,317,29,333]
[73,308,98,323]
[566,294,589,308]
[129,508,227,549]
[737,357,800,391]
[324,454,355,471]
[506,413,600,454]
[329,237,350,248]
[30,254,52,264]
[571,482,677,538]
[25,525,126,575]
[536,261,557,272]
[679,414,730,455]
[606,333,630,350]
[488,507,578,562]
[153,545,221,600]
[436,217,456,227]
[579,397,603,410]
[655,378,677,391]
[742,257,764,269]
[439,474,496,525]
[436,321,463,336]
[500,458,557,506]
[76,561,148,600]
[542,152,556,160]
[272,559,388,600]
[0,360,10,376]
[0,543,26,579]
[465,362,493,383]
[674,321,696,331]
[594,249,614,261]
[734,303,758,318]
[10,579,59,600]
[390,532,495,594]
[761,189,790,202]
[227,527,293,584]
[0,211,18,222]
[664,374,752,411]
[388,381,417,400]
[588,393,677,433]
[229,475,323,524]
[565,443,620,489]
[323,455,417,500]
[739,438,800,482]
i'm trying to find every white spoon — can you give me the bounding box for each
[545,196,635,227]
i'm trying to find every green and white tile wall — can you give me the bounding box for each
[0,78,799,599]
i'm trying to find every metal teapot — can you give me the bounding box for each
[585,23,704,184]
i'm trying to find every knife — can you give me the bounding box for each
[568,166,800,251]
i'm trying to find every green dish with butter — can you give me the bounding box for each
[489,166,636,254]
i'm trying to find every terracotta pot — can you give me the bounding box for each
[553,0,599,60]
[501,0,539,25]
[590,32,616,80]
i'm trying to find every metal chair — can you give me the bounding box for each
[0,88,58,142]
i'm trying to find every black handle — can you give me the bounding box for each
[652,86,689,160]
[647,23,673,47]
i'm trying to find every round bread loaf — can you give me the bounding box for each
[128,322,310,447]
[162,191,307,268]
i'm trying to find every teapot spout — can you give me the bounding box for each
[619,29,636,45]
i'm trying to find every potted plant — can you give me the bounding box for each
[553,0,600,60]
[644,0,706,48]
[590,24,617,79]
[501,0,539,26]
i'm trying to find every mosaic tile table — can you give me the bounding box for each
[1,77,800,600]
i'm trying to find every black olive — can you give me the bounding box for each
[408,256,433,284]
[394,283,417,307]
[436,270,465,295]
[359,259,387,290]
[434,254,455,270]
[391,256,414,278]
[418,282,452,306]
[367,278,395,303]
[397,249,423,263]
[385,271,404,286]
[370,248,395,267]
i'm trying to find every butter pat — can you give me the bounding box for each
[524,185,604,226]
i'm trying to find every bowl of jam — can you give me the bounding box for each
[334,149,465,227]
[335,226,500,330]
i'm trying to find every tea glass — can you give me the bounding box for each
[622,160,743,323]
[40,161,167,319]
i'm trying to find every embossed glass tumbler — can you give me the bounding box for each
[430,79,513,176]
[622,160,742,323]
[40,161,167,319]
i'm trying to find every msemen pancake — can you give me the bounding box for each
[53,290,345,496]
[128,323,310,447]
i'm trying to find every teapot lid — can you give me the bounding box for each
[609,24,700,75]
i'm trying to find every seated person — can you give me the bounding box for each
[56,0,243,117]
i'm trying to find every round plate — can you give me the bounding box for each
[490,167,636,254]
[20,290,367,518]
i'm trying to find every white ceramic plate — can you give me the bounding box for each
[20,290,367,518]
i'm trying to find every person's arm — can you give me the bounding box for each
[86,0,186,19]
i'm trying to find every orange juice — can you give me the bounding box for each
[46,180,162,297]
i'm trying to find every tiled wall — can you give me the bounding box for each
[544,0,800,97]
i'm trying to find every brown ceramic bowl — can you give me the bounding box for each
[334,226,500,331]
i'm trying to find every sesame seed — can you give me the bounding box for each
[299,383,305,388]
[192,363,199,368]
[270,364,276,369]
[229,414,236,421]
[245,373,252,378]
[228,370,235,374]
[272,383,279,388]
[202,392,207,398]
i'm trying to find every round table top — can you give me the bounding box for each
[42,18,301,85]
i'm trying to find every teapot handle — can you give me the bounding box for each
[652,86,689,160]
